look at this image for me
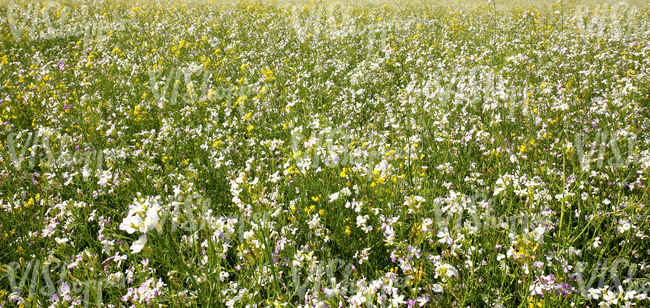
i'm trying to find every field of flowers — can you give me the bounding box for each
[1,0,650,307]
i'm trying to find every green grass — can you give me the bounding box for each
[1,0,649,307]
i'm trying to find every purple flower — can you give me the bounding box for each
[407,299,416,308]
[542,274,555,284]
[59,61,64,71]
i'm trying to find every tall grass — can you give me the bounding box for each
[1,0,649,307]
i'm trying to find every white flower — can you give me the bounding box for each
[437,228,453,245]
[354,248,371,265]
[593,237,601,248]
[383,224,395,246]
[403,196,426,209]
[329,192,339,202]
[356,215,369,228]
[624,290,637,300]
[308,214,320,229]
[130,234,147,254]
[120,215,143,234]
[82,167,91,178]
[391,294,406,306]
[144,207,162,234]
[587,288,601,300]
[617,220,631,234]
[602,289,618,306]
[292,252,304,267]
[353,200,363,213]
[348,294,367,306]
[55,237,69,245]
[421,218,433,232]
[268,171,280,183]
[436,263,459,278]
[529,283,543,297]
[219,271,230,282]
[112,252,128,267]
[431,283,444,292]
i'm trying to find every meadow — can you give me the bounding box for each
[0,0,650,307]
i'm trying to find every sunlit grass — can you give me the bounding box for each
[1,0,649,307]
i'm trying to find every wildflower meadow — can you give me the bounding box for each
[1,0,650,307]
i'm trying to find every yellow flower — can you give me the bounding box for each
[261,68,275,81]
[345,226,351,235]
